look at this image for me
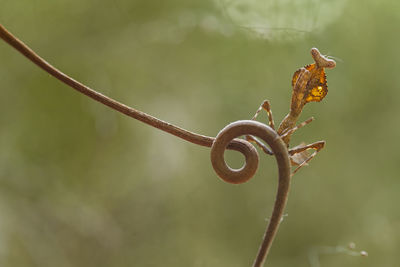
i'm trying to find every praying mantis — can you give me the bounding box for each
[246,48,336,175]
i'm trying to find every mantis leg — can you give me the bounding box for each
[280,117,314,139]
[288,141,325,175]
[245,100,275,155]
[250,100,275,129]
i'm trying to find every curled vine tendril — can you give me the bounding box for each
[0,24,292,267]
[211,120,291,267]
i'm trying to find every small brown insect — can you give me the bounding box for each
[246,48,336,174]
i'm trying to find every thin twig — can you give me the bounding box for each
[0,24,291,266]
[0,24,212,147]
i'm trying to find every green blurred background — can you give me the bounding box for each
[1,0,399,266]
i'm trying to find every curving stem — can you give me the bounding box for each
[1,24,291,267]
[211,120,291,266]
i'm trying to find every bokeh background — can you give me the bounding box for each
[1,0,400,266]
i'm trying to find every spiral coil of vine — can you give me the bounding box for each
[211,120,291,266]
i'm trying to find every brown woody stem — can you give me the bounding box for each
[0,24,292,266]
